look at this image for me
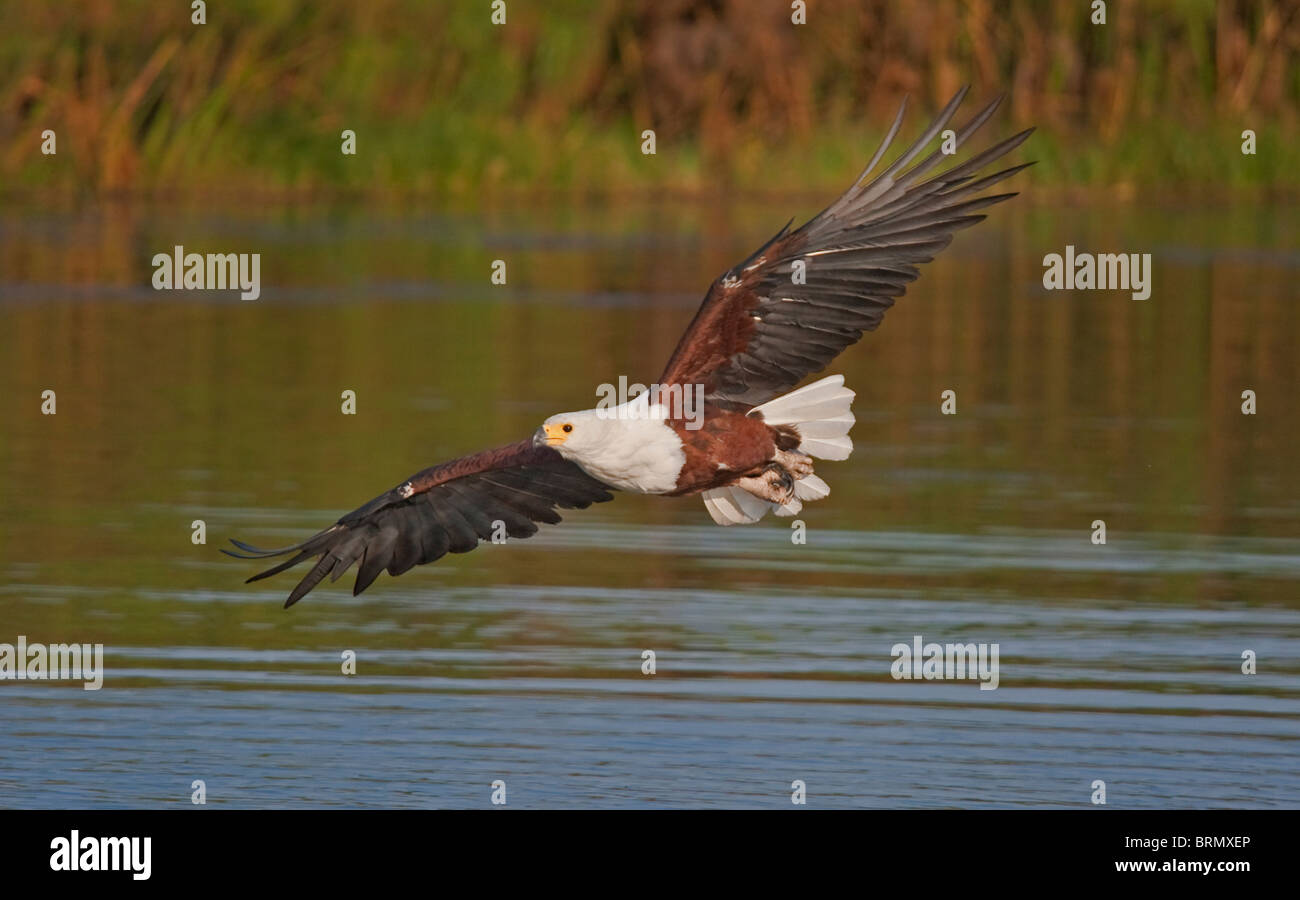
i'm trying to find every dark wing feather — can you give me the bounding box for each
[222,439,615,607]
[658,87,1034,408]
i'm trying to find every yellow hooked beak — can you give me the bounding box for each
[540,423,571,446]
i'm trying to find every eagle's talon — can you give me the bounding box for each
[762,463,796,503]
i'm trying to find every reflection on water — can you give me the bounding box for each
[0,198,1297,808]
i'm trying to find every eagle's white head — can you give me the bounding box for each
[533,408,618,459]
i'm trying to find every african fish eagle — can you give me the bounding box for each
[225,88,1033,606]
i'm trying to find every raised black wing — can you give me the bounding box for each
[658,87,1033,408]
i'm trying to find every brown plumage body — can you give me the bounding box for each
[667,407,799,495]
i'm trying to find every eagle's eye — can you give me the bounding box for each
[562,424,573,433]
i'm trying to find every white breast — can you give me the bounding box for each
[565,399,685,494]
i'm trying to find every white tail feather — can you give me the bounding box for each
[795,435,852,460]
[750,374,852,424]
[793,415,855,439]
[773,497,802,517]
[749,374,856,461]
[793,474,830,501]
[728,488,773,520]
[703,486,767,525]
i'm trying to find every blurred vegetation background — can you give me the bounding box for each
[1,0,1297,199]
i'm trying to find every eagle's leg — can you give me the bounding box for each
[734,462,796,505]
[773,448,815,479]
